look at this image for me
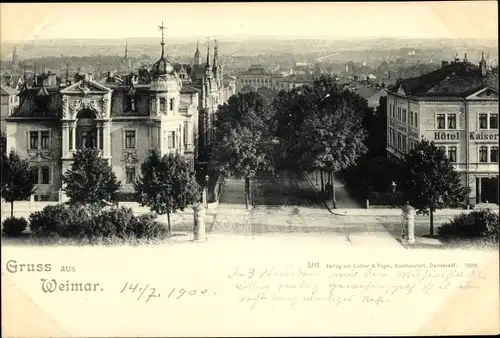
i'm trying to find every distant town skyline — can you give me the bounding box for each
[1,2,498,42]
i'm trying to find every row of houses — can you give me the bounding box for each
[2,30,236,202]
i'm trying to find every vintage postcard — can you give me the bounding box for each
[1,2,499,337]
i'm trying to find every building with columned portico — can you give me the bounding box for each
[5,25,203,201]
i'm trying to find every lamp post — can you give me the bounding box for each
[203,174,209,207]
[391,181,397,206]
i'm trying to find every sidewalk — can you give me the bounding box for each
[217,177,249,210]
[303,171,498,217]
[304,171,362,208]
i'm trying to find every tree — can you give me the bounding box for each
[398,140,470,236]
[210,92,275,208]
[0,131,6,156]
[62,148,121,205]
[277,75,368,207]
[135,150,201,234]
[1,149,37,217]
[296,104,367,207]
[362,95,387,157]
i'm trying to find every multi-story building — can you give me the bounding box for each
[235,64,279,93]
[4,28,208,202]
[169,39,235,152]
[386,54,499,205]
[1,84,20,132]
[235,65,317,94]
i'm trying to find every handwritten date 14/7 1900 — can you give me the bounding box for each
[119,282,215,303]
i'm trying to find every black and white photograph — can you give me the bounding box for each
[1,2,499,336]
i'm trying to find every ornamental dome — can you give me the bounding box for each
[150,56,175,77]
[150,21,175,78]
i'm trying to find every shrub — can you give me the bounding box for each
[28,203,168,242]
[29,204,68,236]
[58,204,100,238]
[94,206,136,238]
[438,209,499,243]
[130,213,168,239]
[2,217,28,237]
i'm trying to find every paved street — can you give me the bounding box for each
[304,171,363,209]
[1,170,479,248]
[209,171,470,249]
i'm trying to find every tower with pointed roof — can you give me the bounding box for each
[479,52,487,76]
[12,47,18,68]
[149,21,182,155]
[194,39,202,66]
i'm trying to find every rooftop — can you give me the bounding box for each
[393,61,499,97]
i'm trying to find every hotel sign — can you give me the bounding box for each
[469,131,499,141]
[434,131,459,141]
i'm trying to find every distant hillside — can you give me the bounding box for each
[1,37,497,61]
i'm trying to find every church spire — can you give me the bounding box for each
[205,38,211,69]
[124,40,128,59]
[213,39,219,69]
[12,46,18,65]
[194,38,201,65]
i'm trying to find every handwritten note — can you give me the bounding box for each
[227,263,487,310]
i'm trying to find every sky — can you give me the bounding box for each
[1,2,498,42]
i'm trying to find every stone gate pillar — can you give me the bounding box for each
[193,203,206,241]
[401,202,415,243]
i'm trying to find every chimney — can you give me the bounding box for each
[442,61,449,68]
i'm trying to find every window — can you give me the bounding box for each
[169,98,174,111]
[125,130,136,149]
[40,166,50,184]
[402,137,406,151]
[29,131,39,149]
[479,146,488,163]
[168,131,175,149]
[80,131,96,148]
[389,104,393,118]
[414,112,418,127]
[126,167,136,184]
[69,128,74,150]
[30,166,38,182]
[402,109,406,123]
[397,133,402,149]
[40,131,50,149]
[410,111,414,126]
[447,114,456,129]
[437,114,446,129]
[489,114,498,129]
[479,114,488,129]
[447,146,457,163]
[490,147,499,163]
[398,107,401,121]
[183,123,188,145]
[160,98,166,111]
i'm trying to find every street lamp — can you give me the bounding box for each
[391,181,397,206]
[203,175,209,207]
